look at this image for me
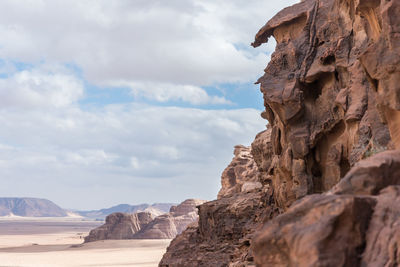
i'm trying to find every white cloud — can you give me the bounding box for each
[0,0,300,209]
[0,0,298,88]
[0,104,266,209]
[0,65,84,108]
[111,81,231,105]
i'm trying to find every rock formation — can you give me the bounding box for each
[77,202,174,219]
[160,0,400,266]
[84,211,154,242]
[252,151,400,267]
[134,199,206,239]
[160,140,275,266]
[84,199,205,242]
[217,145,261,198]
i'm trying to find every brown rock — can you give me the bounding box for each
[160,0,400,265]
[252,194,376,267]
[251,0,395,210]
[84,212,154,242]
[218,145,260,199]
[85,199,205,242]
[251,127,273,180]
[135,199,206,239]
[252,151,400,267]
[160,191,275,267]
[160,135,276,266]
[134,213,177,239]
[330,150,400,196]
[362,186,400,266]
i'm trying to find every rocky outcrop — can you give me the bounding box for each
[252,151,400,267]
[251,0,396,211]
[160,0,400,266]
[0,198,67,217]
[160,140,276,266]
[362,186,400,266]
[218,145,260,199]
[85,199,205,242]
[84,212,154,242]
[134,199,206,239]
[253,194,376,266]
[77,203,174,219]
[250,0,400,264]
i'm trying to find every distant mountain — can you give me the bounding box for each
[0,198,67,217]
[76,203,175,219]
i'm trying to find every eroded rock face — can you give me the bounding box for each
[160,137,275,266]
[134,199,206,239]
[252,151,400,267]
[251,0,397,210]
[362,186,400,266]
[249,0,400,264]
[160,0,400,265]
[330,150,400,196]
[85,199,205,242]
[218,145,261,199]
[84,212,154,242]
[253,194,376,267]
[160,192,274,267]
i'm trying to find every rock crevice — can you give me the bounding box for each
[160,0,400,265]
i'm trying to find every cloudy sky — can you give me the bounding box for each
[0,0,298,210]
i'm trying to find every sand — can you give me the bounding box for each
[0,217,171,267]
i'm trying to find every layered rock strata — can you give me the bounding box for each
[252,0,395,211]
[251,0,400,264]
[85,199,205,242]
[252,151,400,266]
[84,211,154,242]
[160,140,275,266]
[217,145,261,198]
[134,199,206,239]
[160,0,400,266]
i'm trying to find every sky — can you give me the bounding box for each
[0,0,298,210]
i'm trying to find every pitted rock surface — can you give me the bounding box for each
[160,0,400,266]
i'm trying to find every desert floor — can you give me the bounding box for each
[0,217,171,267]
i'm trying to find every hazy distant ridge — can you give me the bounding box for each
[77,203,176,219]
[0,198,176,219]
[0,198,67,217]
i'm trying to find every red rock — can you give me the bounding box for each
[252,151,400,267]
[252,194,376,267]
[159,0,400,265]
[218,145,260,199]
[160,135,276,266]
[330,150,400,196]
[362,186,400,266]
[251,0,395,210]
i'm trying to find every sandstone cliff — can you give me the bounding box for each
[84,199,205,242]
[160,137,274,266]
[160,0,400,266]
[84,211,154,242]
[134,199,206,239]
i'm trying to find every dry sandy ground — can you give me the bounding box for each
[0,217,171,267]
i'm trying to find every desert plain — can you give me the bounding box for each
[0,216,171,267]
